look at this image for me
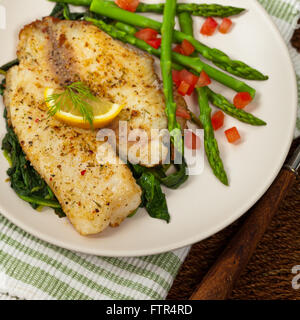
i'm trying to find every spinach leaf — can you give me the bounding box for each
[158,162,189,189]
[0,79,5,96]
[138,172,170,223]
[132,160,189,190]
[0,59,19,72]
[50,3,85,20]
[50,3,66,19]
[130,160,189,222]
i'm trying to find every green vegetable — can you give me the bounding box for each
[62,3,72,19]
[130,165,171,223]
[206,87,266,126]
[138,173,170,223]
[86,18,256,97]
[90,0,268,81]
[160,0,181,151]
[114,21,137,35]
[178,10,227,185]
[178,11,194,39]
[49,0,92,6]
[1,109,65,217]
[132,161,189,190]
[3,150,12,166]
[0,79,5,96]
[129,161,189,222]
[17,194,62,209]
[50,2,66,18]
[0,59,19,71]
[156,162,189,189]
[197,87,228,185]
[49,0,245,17]
[136,2,245,17]
[50,2,85,20]
[177,12,202,129]
[188,110,203,128]
[127,208,138,218]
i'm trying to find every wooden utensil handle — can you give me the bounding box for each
[190,168,297,300]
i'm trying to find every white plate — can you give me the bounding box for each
[0,0,297,257]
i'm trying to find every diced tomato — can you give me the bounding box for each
[146,38,161,49]
[179,69,198,95]
[81,170,87,176]
[196,71,211,87]
[225,127,241,143]
[135,28,158,41]
[176,107,191,120]
[178,81,190,96]
[185,131,201,150]
[115,0,140,12]
[211,111,225,131]
[173,44,184,54]
[233,92,252,109]
[219,18,233,34]
[179,69,198,86]
[200,17,218,36]
[181,39,195,56]
[172,70,181,87]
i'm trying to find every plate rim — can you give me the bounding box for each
[0,0,298,257]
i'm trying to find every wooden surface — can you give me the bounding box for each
[190,168,296,300]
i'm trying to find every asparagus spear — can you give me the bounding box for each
[178,11,195,40]
[178,10,228,185]
[160,0,182,153]
[206,88,266,126]
[137,3,244,17]
[197,87,228,185]
[86,18,256,97]
[90,0,268,81]
[114,21,136,35]
[49,0,245,17]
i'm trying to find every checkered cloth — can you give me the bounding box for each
[0,0,299,300]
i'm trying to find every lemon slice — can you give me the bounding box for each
[44,87,123,129]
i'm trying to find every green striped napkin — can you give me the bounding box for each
[0,0,299,300]
[259,0,300,137]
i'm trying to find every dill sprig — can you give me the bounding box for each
[46,81,95,127]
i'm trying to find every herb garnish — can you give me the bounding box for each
[45,81,95,127]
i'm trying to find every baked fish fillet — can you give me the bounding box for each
[4,17,143,236]
[25,17,169,166]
